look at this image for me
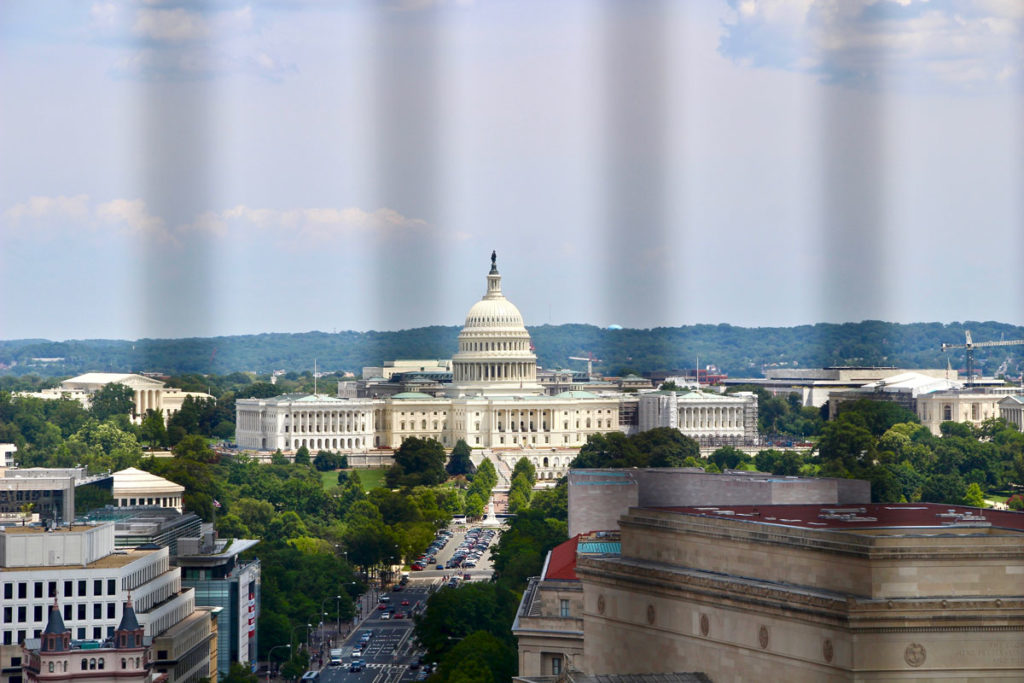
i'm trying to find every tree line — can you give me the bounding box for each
[4,320,1023,379]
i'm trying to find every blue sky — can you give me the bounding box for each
[1,0,1022,340]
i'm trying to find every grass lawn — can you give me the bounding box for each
[321,468,389,492]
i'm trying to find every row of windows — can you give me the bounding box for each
[2,626,112,646]
[2,579,117,601]
[3,602,117,624]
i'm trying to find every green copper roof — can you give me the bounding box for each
[391,392,436,399]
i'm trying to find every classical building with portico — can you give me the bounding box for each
[236,254,621,453]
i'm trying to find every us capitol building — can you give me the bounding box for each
[235,254,758,468]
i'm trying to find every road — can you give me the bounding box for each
[318,524,502,681]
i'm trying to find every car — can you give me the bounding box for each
[409,659,421,670]
[463,573,472,581]
[394,611,404,619]
[392,584,403,591]
[380,595,390,603]
[352,647,362,657]
[377,603,386,610]
[401,599,410,606]
[412,564,424,571]
[348,660,364,673]
[436,564,444,570]
[380,611,391,620]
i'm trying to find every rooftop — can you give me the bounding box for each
[658,503,1024,534]
[0,545,158,573]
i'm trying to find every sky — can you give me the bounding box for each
[1,0,1022,341]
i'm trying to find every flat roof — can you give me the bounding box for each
[0,547,159,573]
[656,503,1024,533]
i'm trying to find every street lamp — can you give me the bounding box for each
[320,595,341,644]
[267,644,291,683]
[290,623,311,654]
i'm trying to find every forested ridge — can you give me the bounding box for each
[3,320,1024,378]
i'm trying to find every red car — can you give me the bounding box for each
[394,612,405,619]
[401,599,410,606]
[377,603,386,610]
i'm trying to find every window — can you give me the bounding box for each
[63,605,72,621]
[78,580,87,596]
[48,663,54,673]
[560,599,570,617]
[93,603,102,619]
[34,606,42,622]
[107,579,116,595]
[108,603,116,618]
[98,659,104,670]
[3,607,9,622]
[64,581,73,597]
[3,583,10,600]
[2,629,10,645]
[93,627,102,639]
[48,581,57,598]
[944,405,952,421]
[18,583,26,599]
[972,403,980,420]
[121,658,127,670]
[34,582,43,598]
[94,580,102,595]
[77,628,85,640]
[17,606,25,623]
[81,659,88,670]
[78,604,86,620]
[551,656,563,675]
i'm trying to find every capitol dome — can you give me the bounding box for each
[449,253,543,396]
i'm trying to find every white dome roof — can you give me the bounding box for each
[462,297,526,331]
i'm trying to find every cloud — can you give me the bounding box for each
[3,195,170,242]
[184,205,429,243]
[88,1,286,81]
[131,6,252,43]
[3,195,91,223]
[96,199,166,236]
[719,0,1024,90]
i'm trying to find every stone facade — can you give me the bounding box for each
[637,390,758,446]
[577,503,1024,681]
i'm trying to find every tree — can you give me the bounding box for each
[964,482,985,508]
[223,662,258,683]
[139,409,167,448]
[511,457,537,486]
[391,437,447,487]
[90,383,136,421]
[313,450,345,471]
[446,439,475,477]
[293,445,311,465]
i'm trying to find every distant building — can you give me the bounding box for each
[637,390,758,447]
[237,256,621,452]
[0,468,112,525]
[999,395,1024,431]
[16,375,212,426]
[916,387,1019,435]
[111,469,184,513]
[0,445,16,469]
[723,366,960,408]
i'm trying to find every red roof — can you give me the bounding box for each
[544,535,581,580]
[658,503,1024,532]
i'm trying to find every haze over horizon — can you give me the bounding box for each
[2,1,1022,341]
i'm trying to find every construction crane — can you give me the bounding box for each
[940,330,1024,387]
[569,353,601,379]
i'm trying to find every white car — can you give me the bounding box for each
[381,612,391,620]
